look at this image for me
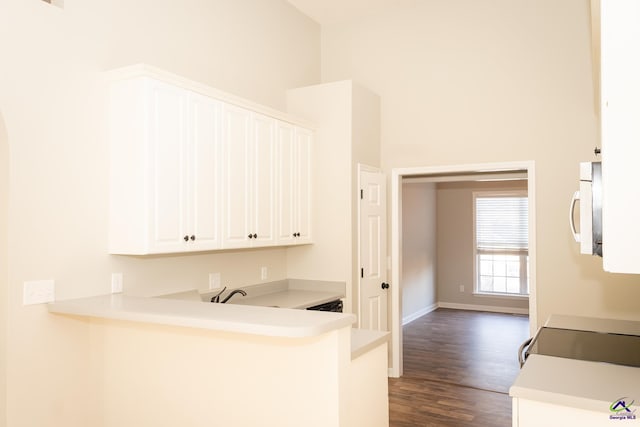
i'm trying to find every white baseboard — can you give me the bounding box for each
[437,301,529,315]
[402,303,438,325]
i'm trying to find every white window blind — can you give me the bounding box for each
[475,196,528,252]
[474,192,529,296]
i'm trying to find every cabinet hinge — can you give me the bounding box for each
[361,268,364,278]
[360,189,363,200]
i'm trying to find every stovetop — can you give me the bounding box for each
[525,327,640,368]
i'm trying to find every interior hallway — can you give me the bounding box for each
[388,308,530,426]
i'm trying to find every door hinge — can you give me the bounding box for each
[361,268,364,278]
[360,189,363,200]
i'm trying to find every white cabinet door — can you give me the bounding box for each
[294,127,312,244]
[147,80,189,253]
[600,0,640,274]
[187,92,222,251]
[251,113,277,247]
[221,106,277,248]
[277,122,312,246]
[222,104,253,248]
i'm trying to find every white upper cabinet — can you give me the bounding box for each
[109,78,222,254]
[277,122,312,245]
[600,0,640,273]
[221,106,277,248]
[107,66,312,255]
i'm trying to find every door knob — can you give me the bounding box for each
[381,282,390,290]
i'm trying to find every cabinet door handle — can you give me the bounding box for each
[183,235,189,242]
[248,234,253,239]
[190,235,196,241]
[253,233,257,239]
[381,282,390,290]
[569,190,580,243]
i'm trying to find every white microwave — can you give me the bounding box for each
[569,162,602,256]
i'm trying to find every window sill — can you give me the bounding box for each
[473,292,529,300]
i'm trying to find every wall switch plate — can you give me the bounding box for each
[23,280,55,305]
[111,273,123,293]
[209,273,221,290]
[459,285,465,292]
[260,267,268,280]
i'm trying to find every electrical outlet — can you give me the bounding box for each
[111,273,123,293]
[260,267,268,280]
[459,285,465,292]
[23,280,55,305]
[209,273,221,289]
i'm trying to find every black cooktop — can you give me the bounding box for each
[525,327,640,368]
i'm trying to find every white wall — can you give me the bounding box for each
[0,0,319,425]
[401,182,437,322]
[321,0,640,326]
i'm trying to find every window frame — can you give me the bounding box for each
[472,190,529,298]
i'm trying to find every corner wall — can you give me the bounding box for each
[0,0,320,425]
[401,182,437,322]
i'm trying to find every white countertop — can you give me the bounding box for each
[510,314,640,413]
[510,354,640,412]
[350,329,390,360]
[48,294,356,338]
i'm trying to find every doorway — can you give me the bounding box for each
[389,161,537,377]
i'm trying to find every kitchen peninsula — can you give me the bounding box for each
[48,294,389,427]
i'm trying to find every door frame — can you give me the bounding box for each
[389,160,537,377]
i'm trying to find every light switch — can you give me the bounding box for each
[23,280,55,305]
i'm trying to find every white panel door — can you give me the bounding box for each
[222,104,253,248]
[149,80,188,252]
[276,121,296,245]
[187,93,222,250]
[251,114,276,247]
[276,123,313,245]
[359,169,388,331]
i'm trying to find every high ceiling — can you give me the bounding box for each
[286,0,414,26]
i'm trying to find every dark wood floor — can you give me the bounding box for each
[389,308,529,427]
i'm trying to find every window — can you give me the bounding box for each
[473,191,529,296]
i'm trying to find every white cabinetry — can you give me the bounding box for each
[277,122,312,245]
[109,77,222,254]
[107,65,313,255]
[221,105,276,248]
[600,0,640,274]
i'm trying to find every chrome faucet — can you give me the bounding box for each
[220,289,247,304]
